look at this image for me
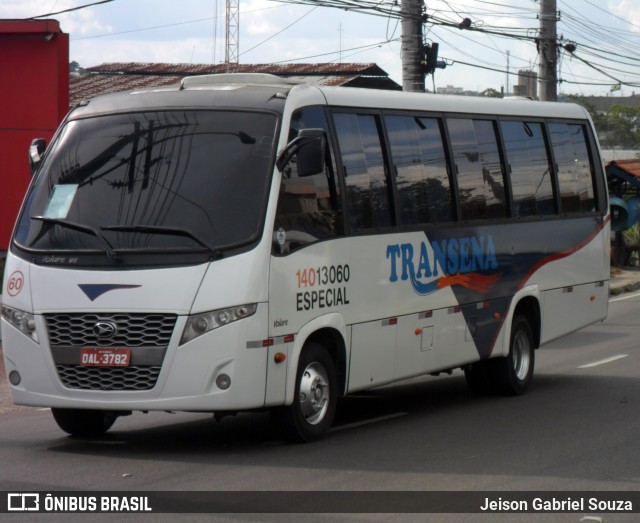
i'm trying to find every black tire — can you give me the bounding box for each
[464,360,493,395]
[276,343,338,442]
[490,315,535,395]
[51,408,117,437]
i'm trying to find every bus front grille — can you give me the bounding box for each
[45,312,176,391]
[45,312,177,347]
[55,365,161,391]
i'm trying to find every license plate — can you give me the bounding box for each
[80,348,131,367]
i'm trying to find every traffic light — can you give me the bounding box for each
[421,42,446,75]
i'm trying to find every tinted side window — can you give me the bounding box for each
[501,121,556,217]
[385,115,454,225]
[548,123,595,214]
[334,112,393,231]
[447,118,507,220]
[273,106,342,254]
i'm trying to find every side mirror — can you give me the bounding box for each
[276,128,325,177]
[295,129,325,177]
[29,138,47,176]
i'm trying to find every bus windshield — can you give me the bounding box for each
[14,110,277,263]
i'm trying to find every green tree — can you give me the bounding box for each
[606,104,640,149]
[564,95,640,149]
[480,88,502,98]
[564,94,606,130]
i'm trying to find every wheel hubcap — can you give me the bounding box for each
[298,362,329,425]
[512,330,531,381]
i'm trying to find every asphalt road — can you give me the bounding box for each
[1,291,639,522]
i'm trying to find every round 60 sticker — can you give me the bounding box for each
[7,271,25,297]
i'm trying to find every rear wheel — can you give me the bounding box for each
[276,343,338,442]
[51,408,117,437]
[490,315,535,395]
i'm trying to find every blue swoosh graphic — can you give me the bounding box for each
[409,275,439,295]
[406,262,440,295]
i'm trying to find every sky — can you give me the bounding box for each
[2,0,640,97]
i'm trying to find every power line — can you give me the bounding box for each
[73,16,216,40]
[564,50,640,87]
[30,0,115,19]
[271,0,406,21]
[50,0,640,94]
[445,57,524,78]
[430,0,640,93]
[559,7,640,54]
[270,37,398,64]
[240,7,319,57]
[72,5,285,41]
[580,0,640,32]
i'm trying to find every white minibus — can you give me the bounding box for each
[1,74,609,441]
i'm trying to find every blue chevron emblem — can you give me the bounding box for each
[78,284,141,301]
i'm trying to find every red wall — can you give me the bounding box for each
[0,20,69,250]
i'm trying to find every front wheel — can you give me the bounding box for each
[490,315,535,395]
[275,343,338,442]
[51,408,117,437]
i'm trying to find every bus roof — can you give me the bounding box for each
[70,73,590,122]
[308,84,590,120]
[69,77,294,119]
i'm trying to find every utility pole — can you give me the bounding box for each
[538,0,558,101]
[505,50,510,96]
[401,0,424,92]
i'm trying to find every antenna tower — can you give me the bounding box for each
[225,0,239,68]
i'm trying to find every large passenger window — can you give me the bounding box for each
[501,121,556,217]
[548,123,595,214]
[334,112,393,231]
[273,106,342,254]
[447,118,507,220]
[384,115,454,225]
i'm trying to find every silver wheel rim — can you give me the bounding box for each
[512,330,531,381]
[298,361,330,425]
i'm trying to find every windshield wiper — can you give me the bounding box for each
[101,224,222,257]
[31,216,116,257]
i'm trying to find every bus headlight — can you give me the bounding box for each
[1,305,39,343]
[180,304,257,345]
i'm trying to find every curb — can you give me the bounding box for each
[610,280,640,296]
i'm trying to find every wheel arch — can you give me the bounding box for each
[511,294,541,350]
[304,328,347,397]
[284,313,348,405]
